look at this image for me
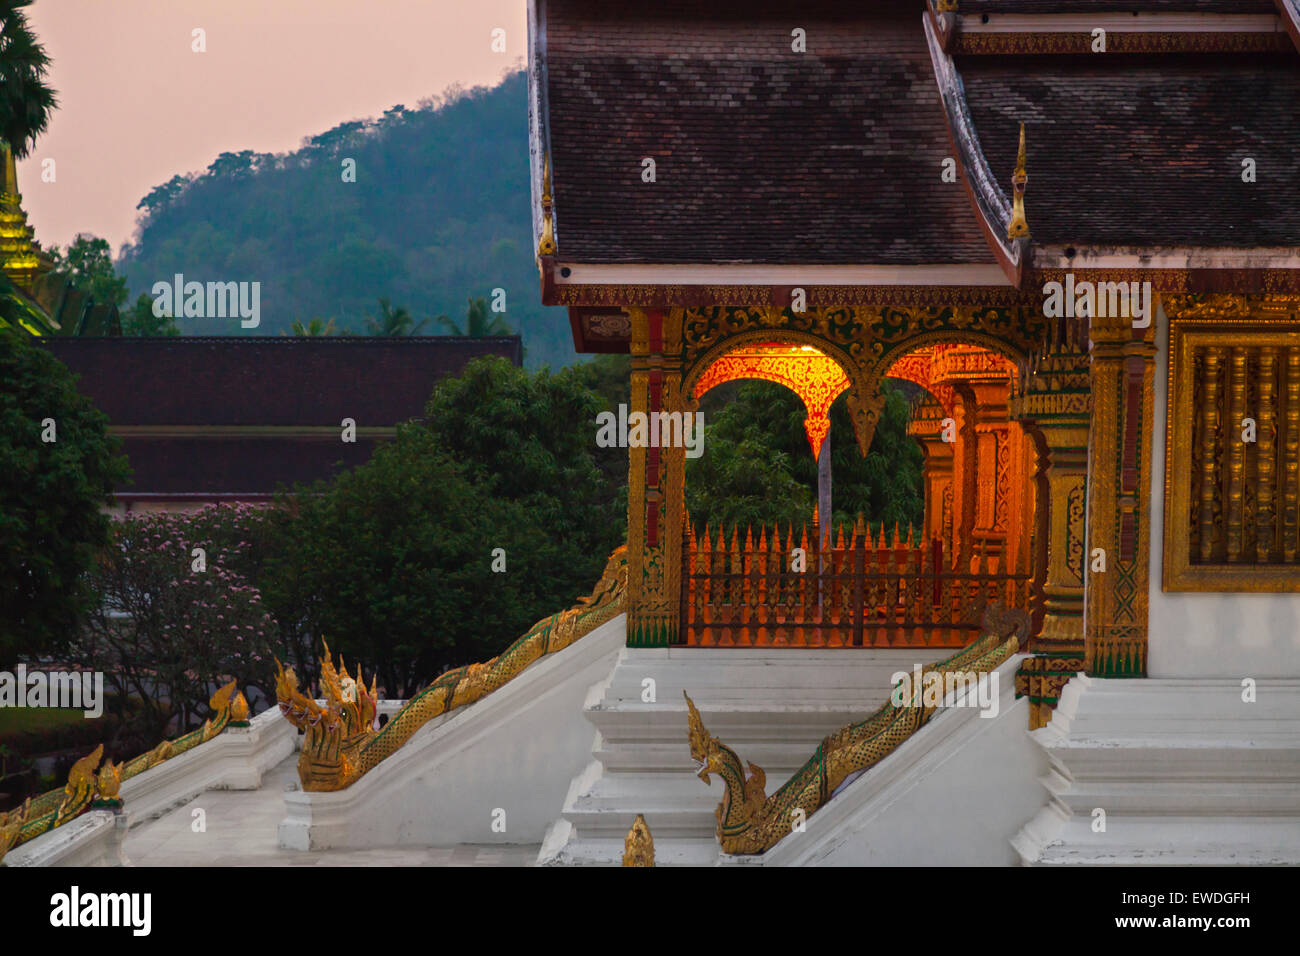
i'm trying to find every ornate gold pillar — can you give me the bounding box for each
[907,395,955,547]
[1011,344,1091,657]
[1083,314,1156,677]
[626,308,686,647]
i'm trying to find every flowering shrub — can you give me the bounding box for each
[75,504,281,742]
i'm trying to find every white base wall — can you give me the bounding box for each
[120,707,295,827]
[278,614,626,850]
[1147,305,1300,677]
[761,655,1043,866]
[1013,675,1300,865]
[4,811,131,867]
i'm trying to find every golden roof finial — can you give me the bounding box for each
[622,814,655,866]
[537,152,557,258]
[0,140,49,289]
[1007,122,1029,241]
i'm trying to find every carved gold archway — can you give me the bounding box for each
[691,343,851,457]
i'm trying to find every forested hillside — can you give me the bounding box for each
[118,72,576,367]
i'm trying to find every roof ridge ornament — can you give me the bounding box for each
[538,152,557,258]
[1007,123,1029,241]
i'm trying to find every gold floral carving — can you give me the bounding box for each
[1163,296,1300,591]
[622,814,655,866]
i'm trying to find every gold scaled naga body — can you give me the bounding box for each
[276,546,629,791]
[686,606,1029,855]
[0,680,247,863]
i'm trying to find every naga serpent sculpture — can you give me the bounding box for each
[276,545,629,791]
[0,679,247,863]
[685,605,1029,855]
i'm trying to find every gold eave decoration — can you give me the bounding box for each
[537,152,557,258]
[1006,122,1029,241]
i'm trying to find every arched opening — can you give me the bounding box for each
[678,338,1041,649]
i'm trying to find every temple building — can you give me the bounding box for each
[520,0,1300,863]
[6,0,1299,869]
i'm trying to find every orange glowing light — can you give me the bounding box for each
[693,344,850,457]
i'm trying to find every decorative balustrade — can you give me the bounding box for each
[680,517,1032,647]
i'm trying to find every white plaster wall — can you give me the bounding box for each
[279,613,625,850]
[759,656,1046,867]
[1147,304,1300,678]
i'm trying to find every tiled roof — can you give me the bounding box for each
[960,1,1274,12]
[43,336,522,427]
[544,1,995,265]
[42,336,522,496]
[958,53,1300,248]
[114,438,378,495]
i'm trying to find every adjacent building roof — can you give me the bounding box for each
[43,336,523,497]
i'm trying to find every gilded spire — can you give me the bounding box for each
[0,141,51,289]
[537,152,557,257]
[1007,123,1029,241]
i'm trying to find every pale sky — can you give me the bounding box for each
[18,0,529,253]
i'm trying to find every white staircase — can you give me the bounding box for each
[1013,675,1300,865]
[539,645,934,865]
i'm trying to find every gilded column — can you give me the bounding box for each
[1011,342,1091,657]
[1083,313,1156,677]
[626,307,686,647]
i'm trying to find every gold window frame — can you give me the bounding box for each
[1164,317,1300,592]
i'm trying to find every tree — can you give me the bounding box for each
[364,297,428,336]
[76,506,279,744]
[261,358,624,694]
[686,379,923,538]
[47,235,129,308]
[436,296,513,337]
[121,293,180,336]
[285,317,342,337]
[0,0,57,158]
[0,327,130,663]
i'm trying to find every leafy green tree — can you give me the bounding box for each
[285,317,342,337]
[364,297,427,336]
[0,327,130,663]
[261,358,624,693]
[0,0,57,158]
[436,296,513,337]
[48,235,128,308]
[76,506,279,742]
[121,293,180,336]
[686,379,923,539]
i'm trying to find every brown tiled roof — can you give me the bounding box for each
[43,336,522,427]
[958,53,1300,248]
[42,336,522,496]
[961,1,1273,11]
[544,0,995,265]
[115,438,379,496]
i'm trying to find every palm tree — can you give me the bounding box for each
[0,1,58,158]
[364,297,428,336]
[436,297,514,337]
[284,317,341,337]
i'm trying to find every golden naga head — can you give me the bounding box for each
[684,692,717,784]
[209,679,238,716]
[95,759,122,802]
[0,799,31,863]
[622,814,655,867]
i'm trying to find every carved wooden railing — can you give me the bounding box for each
[681,518,1032,648]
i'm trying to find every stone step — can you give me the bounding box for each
[542,647,943,865]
